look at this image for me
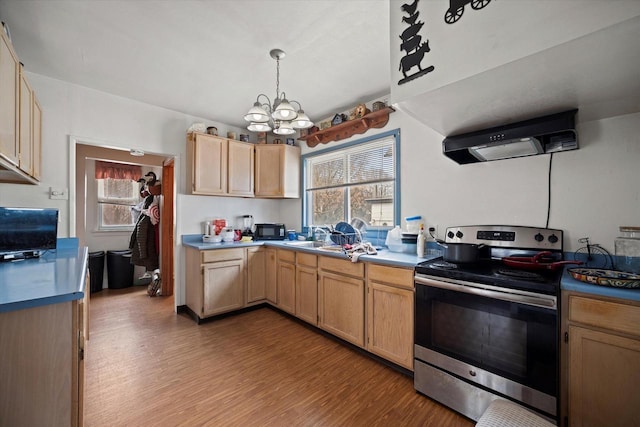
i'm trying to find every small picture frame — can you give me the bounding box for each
[286,138,295,146]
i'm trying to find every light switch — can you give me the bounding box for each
[50,187,69,200]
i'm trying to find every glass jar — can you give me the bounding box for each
[615,226,640,273]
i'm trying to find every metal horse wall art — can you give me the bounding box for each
[398,0,435,85]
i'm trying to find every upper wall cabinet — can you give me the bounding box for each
[255,144,300,199]
[187,132,300,199]
[0,30,41,184]
[187,132,254,198]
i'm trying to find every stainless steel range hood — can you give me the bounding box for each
[443,109,578,164]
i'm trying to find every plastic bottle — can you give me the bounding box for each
[417,224,425,258]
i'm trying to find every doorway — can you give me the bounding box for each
[71,139,176,300]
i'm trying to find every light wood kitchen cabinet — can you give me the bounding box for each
[227,139,254,197]
[277,249,296,314]
[295,252,318,325]
[185,247,245,321]
[187,132,254,197]
[318,256,365,347]
[32,97,41,180]
[265,247,277,304]
[0,294,88,426]
[366,264,414,370]
[18,68,34,176]
[562,292,640,427]
[254,144,300,198]
[246,246,266,304]
[0,28,18,166]
[1,30,41,184]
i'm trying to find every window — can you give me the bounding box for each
[97,178,140,230]
[95,161,142,231]
[303,130,400,229]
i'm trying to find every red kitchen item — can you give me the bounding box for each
[502,251,583,270]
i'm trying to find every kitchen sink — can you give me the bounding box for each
[283,240,326,248]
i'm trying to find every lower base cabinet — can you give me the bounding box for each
[563,292,640,426]
[246,247,266,304]
[318,256,365,348]
[367,264,414,370]
[296,252,318,325]
[265,248,277,304]
[185,247,245,320]
[0,296,87,426]
[277,249,296,315]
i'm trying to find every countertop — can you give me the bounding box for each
[560,268,640,302]
[0,245,89,313]
[183,235,640,302]
[181,234,440,268]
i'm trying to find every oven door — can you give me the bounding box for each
[414,273,558,416]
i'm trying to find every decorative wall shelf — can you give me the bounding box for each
[299,107,395,147]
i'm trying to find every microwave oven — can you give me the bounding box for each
[254,223,286,240]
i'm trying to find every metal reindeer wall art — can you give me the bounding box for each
[398,0,435,85]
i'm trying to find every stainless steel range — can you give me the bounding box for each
[414,225,566,422]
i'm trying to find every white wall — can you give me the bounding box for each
[390,0,640,104]
[302,108,640,254]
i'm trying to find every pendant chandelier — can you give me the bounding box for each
[244,49,313,135]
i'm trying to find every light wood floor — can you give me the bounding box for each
[85,287,474,426]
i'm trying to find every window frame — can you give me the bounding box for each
[301,129,401,231]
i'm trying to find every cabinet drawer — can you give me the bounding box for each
[569,295,640,338]
[202,248,244,263]
[367,264,414,289]
[277,249,296,263]
[319,256,364,278]
[297,252,317,268]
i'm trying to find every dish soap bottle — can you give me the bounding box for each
[417,224,426,258]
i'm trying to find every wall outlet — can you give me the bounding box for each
[49,187,69,200]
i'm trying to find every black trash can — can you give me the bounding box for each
[107,250,134,289]
[88,251,105,293]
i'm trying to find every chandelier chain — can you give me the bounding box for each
[275,57,280,100]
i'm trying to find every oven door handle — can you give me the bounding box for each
[414,275,557,309]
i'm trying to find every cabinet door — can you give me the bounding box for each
[0,32,19,165]
[568,325,640,426]
[255,144,300,198]
[190,133,227,195]
[31,97,41,181]
[367,282,414,369]
[318,271,365,347]
[255,145,283,197]
[277,261,296,315]
[246,247,266,303]
[265,248,277,304]
[18,70,33,175]
[203,259,244,316]
[228,140,254,197]
[296,265,317,325]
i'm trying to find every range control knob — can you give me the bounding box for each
[456,230,464,239]
[548,234,559,244]
[535,233,544,242]
[447,231,455,239]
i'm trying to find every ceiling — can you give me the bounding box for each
[0,0,391,129]
[1,1,638,138]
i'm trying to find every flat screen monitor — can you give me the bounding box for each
[0,207,58,257]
